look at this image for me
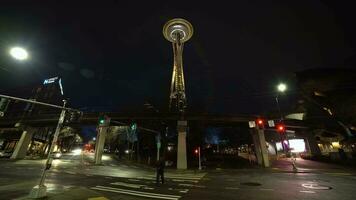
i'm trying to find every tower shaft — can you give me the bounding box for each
[169,33,186,114]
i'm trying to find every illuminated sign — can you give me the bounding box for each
[59,78,64,95]
[43,77,59,85]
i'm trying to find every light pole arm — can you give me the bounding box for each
[0,94,79,112]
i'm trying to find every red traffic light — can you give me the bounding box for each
[194,149,199,154]
[277,124,285,132]
[257,119,263,125]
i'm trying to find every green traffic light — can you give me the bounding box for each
[99,119,105,124]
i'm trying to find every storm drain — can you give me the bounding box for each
[302,183,332,190]
[240,182,262,186]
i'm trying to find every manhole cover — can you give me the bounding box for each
[302,183,332,190]
[240,182,262,186]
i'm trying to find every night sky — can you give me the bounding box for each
[0,1,355,115]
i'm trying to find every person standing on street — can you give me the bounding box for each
[156,158,165,185]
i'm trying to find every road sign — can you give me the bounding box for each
[268,120,275,127]
[248,121,256,128]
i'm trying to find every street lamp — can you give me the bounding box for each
[275,83,288,153]
[275,83,287,120]
[277,83,287,93]
[9,47,29,60]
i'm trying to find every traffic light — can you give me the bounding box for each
[276,124,285,133]
[256,119,264,129]
[194,149,199,154]
[130,123,137,131]
[98,114,110,127]
[64,111,83,124]
[0,98,10,117]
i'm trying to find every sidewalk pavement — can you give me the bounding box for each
[17,187,111,200]
[270,157,356,174]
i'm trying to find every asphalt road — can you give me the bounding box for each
[1,154,356,200]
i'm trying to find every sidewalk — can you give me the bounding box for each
[17,187,110,200]
[271,158,356,174]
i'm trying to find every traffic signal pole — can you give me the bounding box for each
[0,94,79,112]
[0,94,82,198]
[29,100,67,199]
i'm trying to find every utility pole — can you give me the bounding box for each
[198,147,202,170]
[29,100,67,198]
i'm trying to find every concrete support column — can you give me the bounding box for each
[11,128,34,159]
[177,120,187,169]
[251,129,262,165]
[251,129,270,167]
[94,126,108,165]
[304,133,321,156]
[257,129,270,167]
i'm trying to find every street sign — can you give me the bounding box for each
[43,77,59,85]
[248,121,256,128]
[268,120,275,127]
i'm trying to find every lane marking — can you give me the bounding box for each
[110,182,146,189]
[179,189,189,193]
[259,188,274,191]
[88,197,109,200]
[225,187,240,190]
[325,172,352,176]
[65,171,77,175]
[300,190,316,194]
[91,186,180,200]
[171,179,198,183]
[178,183,206,188]
[146,175,203,180]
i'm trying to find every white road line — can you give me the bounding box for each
[171,179,198,183]
[65,171,77,175]
[178,183,206,188]
[259,188,274,191]
[110,182,146,189]
[146,175,203,180]
[300,190,316,194]
[91,186,181,200]
[225,187,240,190]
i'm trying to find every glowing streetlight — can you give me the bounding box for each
[277,83,287,93]
[9,47,29,60]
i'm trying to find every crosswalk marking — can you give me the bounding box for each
[145,173,206,181]
[91,186,181,200]
[178,183,206,188]
[110,182,145,189]
[171,179,198,183]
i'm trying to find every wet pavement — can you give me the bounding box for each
[0,154,356,200]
